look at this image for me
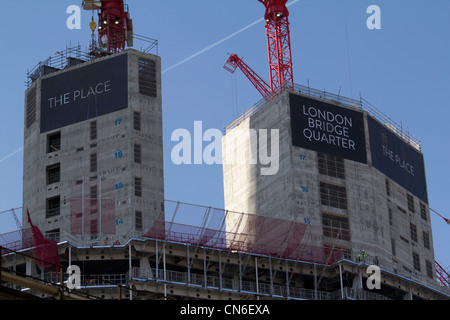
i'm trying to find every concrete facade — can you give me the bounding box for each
[222,90,436,286]
[22,49,164,245]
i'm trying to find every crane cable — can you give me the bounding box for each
[430,208,450,225]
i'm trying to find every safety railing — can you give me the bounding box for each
[129,266,390,300]
[224,83,421,151]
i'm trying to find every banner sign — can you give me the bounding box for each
[40,54,128,133]
[368,116,428,203]
[289,93,367,164]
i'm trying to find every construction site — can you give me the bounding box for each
[0,0,449,301]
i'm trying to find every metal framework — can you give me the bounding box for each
[259,0,294,94]
[83,0,133,54]
[224,0,294,101]
[436,261,450,287]
[224,54,271,101]
[1,204,450,300]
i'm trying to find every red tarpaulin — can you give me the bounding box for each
[27,210,60,271]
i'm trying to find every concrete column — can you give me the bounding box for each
[403,290,413,300]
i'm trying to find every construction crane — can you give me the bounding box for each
[436,261,450,287]
[224,0,294,101]
[82,0,133,54]
[224,54,271,101]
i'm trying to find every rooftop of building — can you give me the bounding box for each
[224,84,422,152]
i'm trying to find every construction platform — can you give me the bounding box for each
[1,203,449,300]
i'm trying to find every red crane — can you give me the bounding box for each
[224,54,271,101]
[260,0,294,94]
[436,261,450,287]
[83,0,133,54]
[224,0,294,101]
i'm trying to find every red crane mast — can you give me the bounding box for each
[259,0,294,94]
[224,0,294,101]
[83,0,133,54]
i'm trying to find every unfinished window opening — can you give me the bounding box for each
[90,120,97,141]
[135,177,142,197]
[320,182,347,210]
[46,163,61,185]
[45,228,60,242]
[407,194,415,213]
[318,152,345,179]
[420,202,427,221]
[46,196,60,218]
[410,223,418,242]
[423,231,430,250]
[135,210,143,230]
[90,152,97,173]
[322,213,351,241]
[26,87,37,129]
[134,143,142,164]
[47,132,61,153]
[425,260,433,279]
[134,111,141,131]
[412,252,421,272]
[139,58,157,97]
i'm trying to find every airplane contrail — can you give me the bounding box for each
[1,1,302,166]
[0,147,23,163]
[162,0,301,75]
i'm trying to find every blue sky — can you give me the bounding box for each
[0,0,449,269]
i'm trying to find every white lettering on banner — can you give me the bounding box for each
[301,105,357,150]
[381,145,415,176]
[48,80,111,109]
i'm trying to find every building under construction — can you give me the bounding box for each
[0,0,449,300]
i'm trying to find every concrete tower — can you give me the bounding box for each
[23,49,164,245]
[222,87,436,284]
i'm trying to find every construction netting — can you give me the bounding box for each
[70,178,116,235]
[26,210,60,270]
[143,201,344,265]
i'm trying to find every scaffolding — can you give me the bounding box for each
[1,202,449,300]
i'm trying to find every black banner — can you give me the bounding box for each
[40,54,128,133]
[368,116,428,203]
[289,93,367,164]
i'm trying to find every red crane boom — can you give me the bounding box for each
[224,0,294,101]
[224,54,271,101]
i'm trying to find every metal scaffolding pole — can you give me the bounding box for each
[269,257,273,296]
[219,250,223,291]
[163,242,167,299]
[203,248,207,289]
[238,252,242,292]
[285,260,290,298]
[339,264,344,300]
[314,263,318,300]
[129,244,132,300]
[186,244,191,286]
[255,257,259,295]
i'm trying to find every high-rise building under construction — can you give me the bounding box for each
[222,85,436,291]
[0,0,448,301]
[23,48,164,245]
